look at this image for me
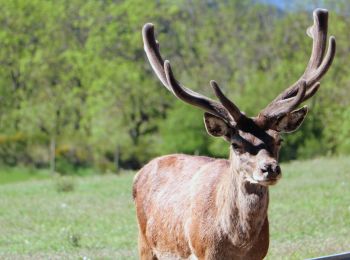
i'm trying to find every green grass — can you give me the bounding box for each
[0,157,349,259]
[0,166,50,184]
[267,157,350,259]
[0,173,137,259]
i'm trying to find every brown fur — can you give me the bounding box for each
[133,152,271,260]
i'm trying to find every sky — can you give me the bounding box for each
[263,0,287,9]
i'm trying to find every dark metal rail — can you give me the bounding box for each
[307,252,350,260]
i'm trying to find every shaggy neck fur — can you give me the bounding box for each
[216,148,269,251]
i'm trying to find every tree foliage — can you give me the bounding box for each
[0,0,349,172]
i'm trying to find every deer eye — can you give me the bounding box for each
[232,142,242,150]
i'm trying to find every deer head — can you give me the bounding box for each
[142,8,335,186]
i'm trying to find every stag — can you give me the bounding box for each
[133,9,335,260]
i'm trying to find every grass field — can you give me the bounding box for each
[0,157,349,259]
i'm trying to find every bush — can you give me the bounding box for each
[54,176,76,192]
[0,133,29,166]
[55,144,92,174]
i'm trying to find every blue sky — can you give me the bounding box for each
[261,0,287,9]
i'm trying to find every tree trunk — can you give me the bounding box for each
[114,144,120,174]
[50,136,56,175]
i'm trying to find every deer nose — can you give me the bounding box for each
[261,162,281,178]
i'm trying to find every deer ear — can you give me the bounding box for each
[203,112,229,137]
[275,106,309,133]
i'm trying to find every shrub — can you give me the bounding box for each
[54,176,76,192]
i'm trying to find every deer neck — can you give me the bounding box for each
[216,149,269,249]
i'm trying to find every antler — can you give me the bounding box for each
[256,8,336,128]
[142,23,243,125]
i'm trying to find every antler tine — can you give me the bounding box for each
[257,9,335,128]
[256,81,307,128]
[279,37,335,102]
[143,23,241,124]
[261,81,306,119]
[276,9,335,101]
[305,9,328,72]
[302,82,320,101]
[210,80,242,123]
[142,23,169,89]
[308,36,336,85]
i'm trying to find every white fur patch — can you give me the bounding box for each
[188,254,198,260]
[154,250,198,260]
